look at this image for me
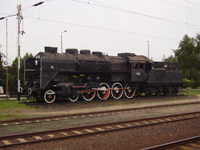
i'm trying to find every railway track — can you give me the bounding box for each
[0,111,200,148]
[1,101,200,127]
[142,135,200,150]
[24,94,186,105]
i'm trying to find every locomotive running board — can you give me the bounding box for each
[77,87,126,94]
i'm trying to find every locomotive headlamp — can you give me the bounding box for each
[35,60,38,65]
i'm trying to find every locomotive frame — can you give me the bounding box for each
[24,47,182,103]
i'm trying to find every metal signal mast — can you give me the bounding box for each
[17,4,23,101]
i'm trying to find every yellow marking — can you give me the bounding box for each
[189,143,200,148]
[33,136,42,140]
[73,131,82,134]
[106,126,113,129]
[158,119,164,122]
[2,123,8,126]
[47,134,54,138]
[1,140,12,145]
[125,124,131,126]
[95,128,104,131]
[151,120,157,123]
[165,118,171,121]
[84,129,94,133]
[17,138,27,143]
[60,132,68,136]
[178,146,190,150]
[134,123,140,125]
[116,125,123,128]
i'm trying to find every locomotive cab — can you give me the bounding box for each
[127,55,153,83]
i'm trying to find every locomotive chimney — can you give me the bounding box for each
[44,47,58,53]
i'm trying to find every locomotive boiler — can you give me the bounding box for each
[24,47,182,103]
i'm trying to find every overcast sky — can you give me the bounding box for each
[0,0,200,65]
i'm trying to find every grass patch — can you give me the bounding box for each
[0,100,38,121]
[179,89,200,97]
[0,114,35,121]
[0,100,32,109]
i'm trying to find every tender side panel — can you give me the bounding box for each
[148,69,182,84]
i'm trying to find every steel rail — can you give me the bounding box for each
[1,101,200,126]
[142,135,200,150]
[0,111,200,148]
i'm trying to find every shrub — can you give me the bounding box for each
[183,78,200,89]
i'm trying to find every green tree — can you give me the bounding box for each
[0,50,6,92]
[163,55,177,62]
[9,53,33,93]
[174,34,200,81]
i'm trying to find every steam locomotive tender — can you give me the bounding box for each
[24,47,182,103]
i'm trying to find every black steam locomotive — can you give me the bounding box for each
[24,47,182,103]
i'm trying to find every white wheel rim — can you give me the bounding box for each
[97,83,110,100]
[69,95,79,102]
[44,90,56,104]
[111,82,123,99]
[124,84,135,98]
[82,91,96,101]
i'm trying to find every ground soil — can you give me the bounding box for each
[1,95,200,150]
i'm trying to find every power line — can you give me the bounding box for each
[71,0,200,29]
[182,0,200,7]
[25,16,180,41]
[160,0,200,11]
[0,1,48,20]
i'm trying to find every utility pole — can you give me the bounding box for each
[61,30,67,53]
[6,18,9,100]
[17,4,23,101]
[147,41,149,58]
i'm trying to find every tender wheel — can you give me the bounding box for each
[97,83,110,100]
[111,82,123,99]
[44,90,56,104]
[82,90,96,101]
[69,94,79,102]
[144,88,151,96]
[124,84,135,98]
[135,88,142,96]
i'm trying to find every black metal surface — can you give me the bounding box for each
[24,46,183,103]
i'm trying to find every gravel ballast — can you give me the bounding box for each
[1,95,200,149]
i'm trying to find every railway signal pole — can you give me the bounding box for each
[147,41,149,58]
[61,30,67,53]
[17,4,23,101]
[6,19,9,100]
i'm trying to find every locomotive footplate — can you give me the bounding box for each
[77,86,127,94]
